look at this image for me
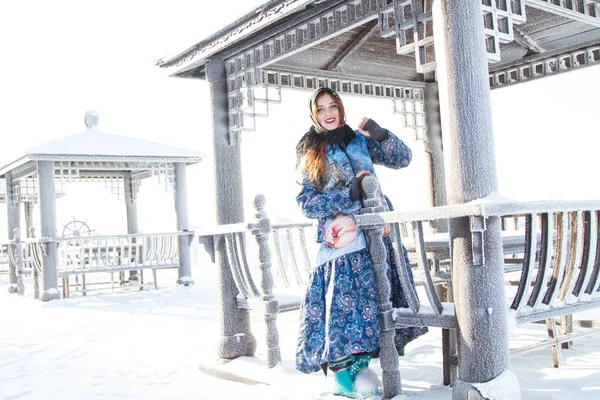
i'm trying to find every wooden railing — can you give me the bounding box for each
[54,232,184,275]
[10,231,192,298]
[197,182,600,386]
[0,242,8,268]
[355,175,600,391]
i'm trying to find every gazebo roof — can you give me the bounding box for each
[157,0,600,89]
[0,111,204,180]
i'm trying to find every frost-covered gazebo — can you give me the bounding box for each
[1,111,203,300]
[156,1,600,399]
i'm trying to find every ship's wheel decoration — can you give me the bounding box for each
[61,217,95,241]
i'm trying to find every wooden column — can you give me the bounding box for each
[432,1,517,398]
[173,162,193,284]
[124,172,140,282]
[5,172,20,293]
[37,161,60,301]
[206,55,256,359]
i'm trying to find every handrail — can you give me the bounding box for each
[195,220,314,237]
[355,199,600,226]
[16,231,193,245]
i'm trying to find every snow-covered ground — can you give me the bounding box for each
[1,260,599,400]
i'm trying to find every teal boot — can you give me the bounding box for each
[330,354,377,398]
[333,366,356,398]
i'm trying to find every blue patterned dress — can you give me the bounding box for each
[295,130,428,374]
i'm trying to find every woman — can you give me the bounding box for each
[295,87,427,398]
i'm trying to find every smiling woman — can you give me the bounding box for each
[294,87,427,398]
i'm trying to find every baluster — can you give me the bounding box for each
[528,213,554,308]
[225,233,252,300]
[29,227,40,300]
[285,228,303,286]
[559,211,583,301]
[236,232,260,298]
[585,210,600,294]
[511,213,538,311]
[543,212,569,305]
[574,210,597,298]
[249,194,281,368]
[390,221,419,312]
[12,228,25,295]
[412,221,442,313]
[298,226,313,276]
[271,228,291,288]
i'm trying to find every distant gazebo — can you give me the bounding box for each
[1,111,203,300]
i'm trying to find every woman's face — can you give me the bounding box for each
[315,92,341,131]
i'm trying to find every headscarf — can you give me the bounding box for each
[308,87,346,133]
[296,87,356,168]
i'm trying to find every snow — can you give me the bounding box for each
[466,191,515,204]
[2,261,599,400]
[25,127,204,160]
[473,370,521,400]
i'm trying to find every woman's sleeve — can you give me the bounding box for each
[296,175,360,219]
[365,131,412,169]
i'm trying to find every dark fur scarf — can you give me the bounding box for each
[295,124,356,168]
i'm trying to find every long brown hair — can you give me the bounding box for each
[300,88,346,190]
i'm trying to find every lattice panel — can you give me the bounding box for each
[482,0,526,62]
[11,180,21,206]
[17,177,39,204]
[236,69,426,139]
[103,176,125,199]
[392,97,426,140]
[152,163,175,192]
[490,45,600,88]
[224,0,384,137]
[55,161,81,187]
[390,0,528,72]
[130,177,142,203]
[393,0,436,74]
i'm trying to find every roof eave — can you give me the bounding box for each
[27,153,205,164]
[0,154,204,178]
[156,0,317,75]
[0,156,31,178]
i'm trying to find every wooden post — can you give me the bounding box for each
[249,195,281,367]
[206,55,256,359]
[38,161,60,301]
[361,175,402,398]
[173,163,193,284]
[5,172,20,294]
[432,1,517,398]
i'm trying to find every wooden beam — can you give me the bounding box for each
[325,19,378,71]
[527,0,600,28]
[513,26,546,54]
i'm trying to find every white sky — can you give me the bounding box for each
[0,0,266,154]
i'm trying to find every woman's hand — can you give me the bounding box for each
[357,117,371,136]
[324,215,358,249]
[349,170,371,201]
[358,118,389,142]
